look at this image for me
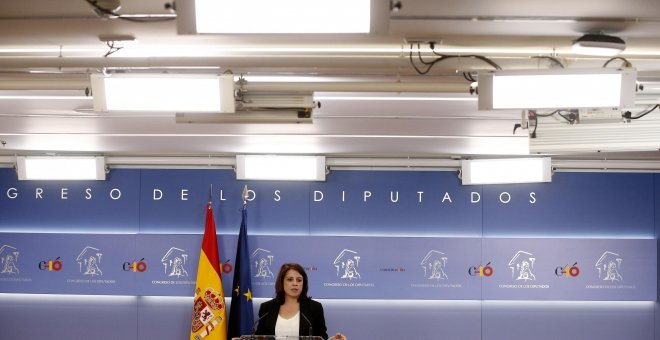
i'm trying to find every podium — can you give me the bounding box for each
[233,336,324,340]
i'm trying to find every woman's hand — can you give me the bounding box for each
[331,333,346,340]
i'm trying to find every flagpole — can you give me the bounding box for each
[228,184,255,338]
[190,183,228,340]
[242,185,248,208]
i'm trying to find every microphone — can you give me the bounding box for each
[300,312,313,338]
[251,312,269,337]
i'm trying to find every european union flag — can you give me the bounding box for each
[228,207,254,339]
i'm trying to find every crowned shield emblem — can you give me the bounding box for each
[191,288,225,334]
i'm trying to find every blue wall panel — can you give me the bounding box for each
[2,296,650,340]
[138,169,244,234]
[322,299,482,340]
[482,301,654,340]
[0,234,136,295]
[0,169,658,340]
[310,170,482,236]
[481,238,656,301]
[0,294,138,340]
[138,169,313,234]
[138,296,192,340]
[483,172,655,238]
[2,234,654,301]
[0,168,140,233]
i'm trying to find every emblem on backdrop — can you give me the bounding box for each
[161,247,189,278]
[76,246,103,276]
[333,249,361,280]
[596,251,623,282]
[251,248,275,278]
[508,250,536,281]
[420,250,448,280]
[0,244,20,275]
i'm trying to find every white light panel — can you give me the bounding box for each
[17,156,106,180]
[91,74,235,112]
[236,155,326,181]
[478,69,637,110]
[178,0,378,34]
[461,158,552,185]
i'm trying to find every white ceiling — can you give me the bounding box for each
[1,0,660,164]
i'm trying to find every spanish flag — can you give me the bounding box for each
[190,203,227,340]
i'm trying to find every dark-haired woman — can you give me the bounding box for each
[255,263,346,340]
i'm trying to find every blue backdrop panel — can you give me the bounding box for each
[310,170,483,236]
[136,297,486,340]
[483,172,655,238]
[138,296,193,340]
[0,169,659,340]
[133,234,237,296]
[481,301,655,340]
[138,169,312,234]
[0,233,136,295]
[248,236,483,300]
[3,234,654,301]
[0,168,140,233]
[2,169,654,239]
[139,169,238,233]
[482,238,656,301]
[0,294,139,340]
[134,234,199,296]
[321,299,483,340]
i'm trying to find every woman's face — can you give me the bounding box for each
[283,269,303,299]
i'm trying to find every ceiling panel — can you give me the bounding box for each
[0,0,659,165]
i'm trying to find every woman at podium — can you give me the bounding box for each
[255,263,347,340]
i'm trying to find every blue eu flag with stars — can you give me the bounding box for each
[228,207,254,338]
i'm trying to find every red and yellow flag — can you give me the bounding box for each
[190,203,227,340]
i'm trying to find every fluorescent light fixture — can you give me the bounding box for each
[572,34,626,56]
[461,158,552,185]
[16,156,106,180]
[529,118,660,153]
[177,0,388,34]
[478,68,637,110]
[236,155,326,181]
[176,111,312,124]
[176,92,315,123]
[90,74,235,112]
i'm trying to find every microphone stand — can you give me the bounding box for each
[300,312,313,339]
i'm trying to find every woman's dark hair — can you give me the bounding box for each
[274,263,309,304]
